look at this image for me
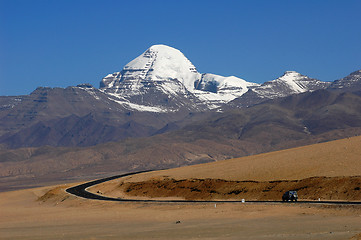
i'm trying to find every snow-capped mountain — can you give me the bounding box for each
[228,71,331,108]
[100,44,258,111]
[193,73,259,108]
[252,71,331,99]
[100,45,199,95]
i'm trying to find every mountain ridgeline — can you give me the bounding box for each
[1,44,360,150]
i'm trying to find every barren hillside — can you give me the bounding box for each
[91,136,361,201]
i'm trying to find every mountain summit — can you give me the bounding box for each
[100,44,258,111]
[252,70,332,99]
[228,70,331,108]
[101,45,199,95]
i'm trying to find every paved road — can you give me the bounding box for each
[66,171,361,205]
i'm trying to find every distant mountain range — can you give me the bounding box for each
[1,44,360,149]
[1,44,361,191]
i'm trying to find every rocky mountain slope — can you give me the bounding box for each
[329,69,361,91]
[2,89,361,191]
[0,84,215,148]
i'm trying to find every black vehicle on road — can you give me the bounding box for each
[282,191,298,202]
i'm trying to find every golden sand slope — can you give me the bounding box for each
[122,135,361,183]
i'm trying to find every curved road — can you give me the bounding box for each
[66,171,361,205]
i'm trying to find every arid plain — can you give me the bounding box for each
[1,136,361,240]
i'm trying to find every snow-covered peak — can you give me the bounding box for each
[262,71,320,94]
[193,73,260,106]
[281,71,303,78]
[194,73,259,95]
[103,45,333,112]
[250,71,330,99]
[99,44,262,111]
[123,44,199,91]
[197,73,257,91]
[270,71,306,93]
[126,44,194,69]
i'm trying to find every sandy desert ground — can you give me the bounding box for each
[1,136,361,239]
[0,184,360,240]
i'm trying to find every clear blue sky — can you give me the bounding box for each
[1,0,361,96]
